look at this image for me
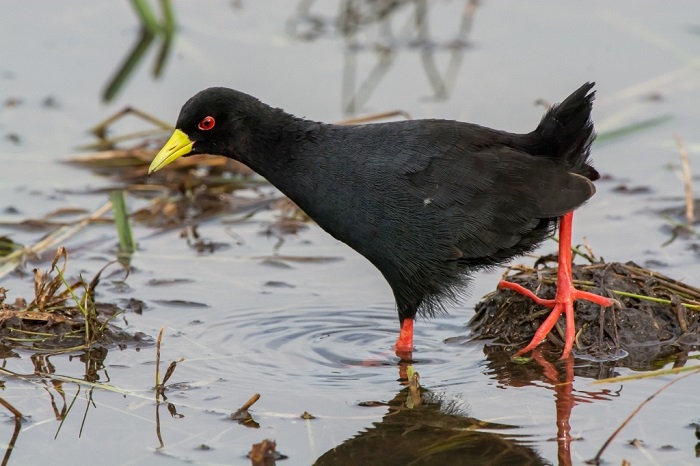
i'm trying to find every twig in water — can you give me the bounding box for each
[0,397,22,466]
[155,326,164,401]
[589,369,700,464]
[675,133,694,225]
[230,393,262,428]
[238,393,261,412]
[0,201,112,280]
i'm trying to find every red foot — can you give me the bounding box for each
[498,211,613,359]
[394,318,414,357]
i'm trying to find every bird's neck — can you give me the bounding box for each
[236,106,319,179]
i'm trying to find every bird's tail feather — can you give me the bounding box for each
[530,82,598,181]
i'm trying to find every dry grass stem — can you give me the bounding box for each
[337,110,412,125]
[0,201,112,280]
[589,369,699,464]
[674,133,694,225]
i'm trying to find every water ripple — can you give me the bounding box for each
[180,301,482,394]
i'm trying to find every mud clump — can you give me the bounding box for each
[470,258,700,369]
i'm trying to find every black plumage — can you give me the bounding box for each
[149,82,601,352]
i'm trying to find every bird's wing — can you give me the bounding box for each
[401,131,594,262]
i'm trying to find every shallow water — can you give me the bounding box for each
[2,1,700,465]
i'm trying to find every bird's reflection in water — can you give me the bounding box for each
[315,359,548,466]
[479,346,625,466]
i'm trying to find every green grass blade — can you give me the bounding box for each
[153,28,174,78]
[102,29,155,102]
[110,191,136,256]
[159,0,176,33]
[596,114,673,145]
[131,0,160,34]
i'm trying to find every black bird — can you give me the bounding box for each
[149,83,612,359]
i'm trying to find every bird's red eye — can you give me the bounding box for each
[198,116,215,131]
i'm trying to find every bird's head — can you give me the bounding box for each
[148,87,266,174]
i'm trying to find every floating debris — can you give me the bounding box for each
[248,439,287,465]
[230,393,262,429]
[0,247,145,352]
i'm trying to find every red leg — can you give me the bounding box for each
[498,211,612,359]
[395,318,414,356]
[530,348,576,466]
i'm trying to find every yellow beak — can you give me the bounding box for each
[148,129,194,174]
